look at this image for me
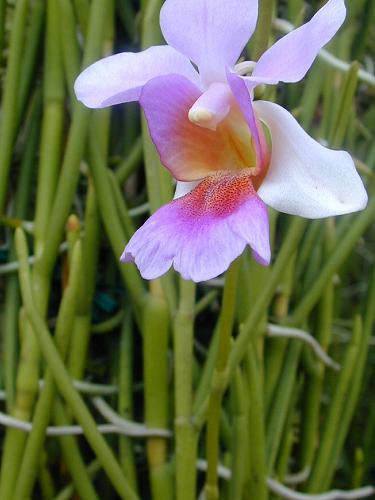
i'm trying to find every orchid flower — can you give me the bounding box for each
[75,0,367,283]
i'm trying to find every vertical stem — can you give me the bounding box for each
[0,0,29,213]
[17,0,46,127]
[3,93,42,412]
[205,259,240,500]
[250,0,275,60]
[244,343,268,500]
[34,0,65,253]
[13,243,96,500]
[143,281,172,500]
[118,313,139,494]
[229,369,248,500]
[15,228,139,500]
[306,316,362,492]
[174,278,197,500]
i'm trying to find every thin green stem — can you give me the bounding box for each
[143,281,172,500]
[250,0,275,60]
[17,1,45,127]
[115,137,143,184]
[244,344,268,500]
[13,243,89,500]
[205,259,240,500]
[174,278,197,500]
[118,313,139,494]
[0,0,29,213]
[306,316,362,492]
[15,227,139,500]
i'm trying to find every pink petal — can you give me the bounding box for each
[121,171,270,282]
[226,70,268,173]
[252,0,346,83]
[74,45,200,108]
[255,101,368,218]
[140,74,258,181]
[160,0,258,85]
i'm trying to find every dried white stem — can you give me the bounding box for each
[284,466,311,485]
[0,411,128,436]
[234,60,256,75]
[39,379,119,395]
[0,241,68,275]
[129,202,150,217]
[267,324,340,371]
[196,460,374,500]
[91,396,172,438]
[267,478,375,500]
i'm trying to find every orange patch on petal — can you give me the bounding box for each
[181,170,256,218]
[173,102,258,181]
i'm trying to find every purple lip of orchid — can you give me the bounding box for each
[74,0,368,283]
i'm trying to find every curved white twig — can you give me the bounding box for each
[39,379,119,395]
[267,478,375,500]
[91,397,172,438]
[0,411,126,436]
[196,460,374,500]
[267,324,340,371]
[284,466,311,485]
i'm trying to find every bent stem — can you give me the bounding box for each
[205,258,240,500]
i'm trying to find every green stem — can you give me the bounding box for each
[229,369,247,500]
[0,0,29,213]
[244,343,268,500]
[67,182,100,380]
[15,227,139,500]
[118,313,139,494]
[289,194,375,326]
[143,281,172,500]
[306,316,362,492]
[88,125,146,313]
[17,0,46,127]
[13,243,89,500]
[266,341,303,472]
[174,278,197,500]
[57,0,81,101]
[53,399,99,500]
[193,217,307,428]
[34,0,65,253]
[115,137,143,184]
[3,92,42,412]
[42,0,108,277]
[205,259,240,500]
[250,0,274,60]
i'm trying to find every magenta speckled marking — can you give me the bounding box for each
[180,170,255,218]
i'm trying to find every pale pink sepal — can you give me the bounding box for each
[74,45,200,108]
[160,0,258,84]
[253,0,346,84]
[255,100,368,218]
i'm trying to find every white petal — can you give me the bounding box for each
[254,101,368,218]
